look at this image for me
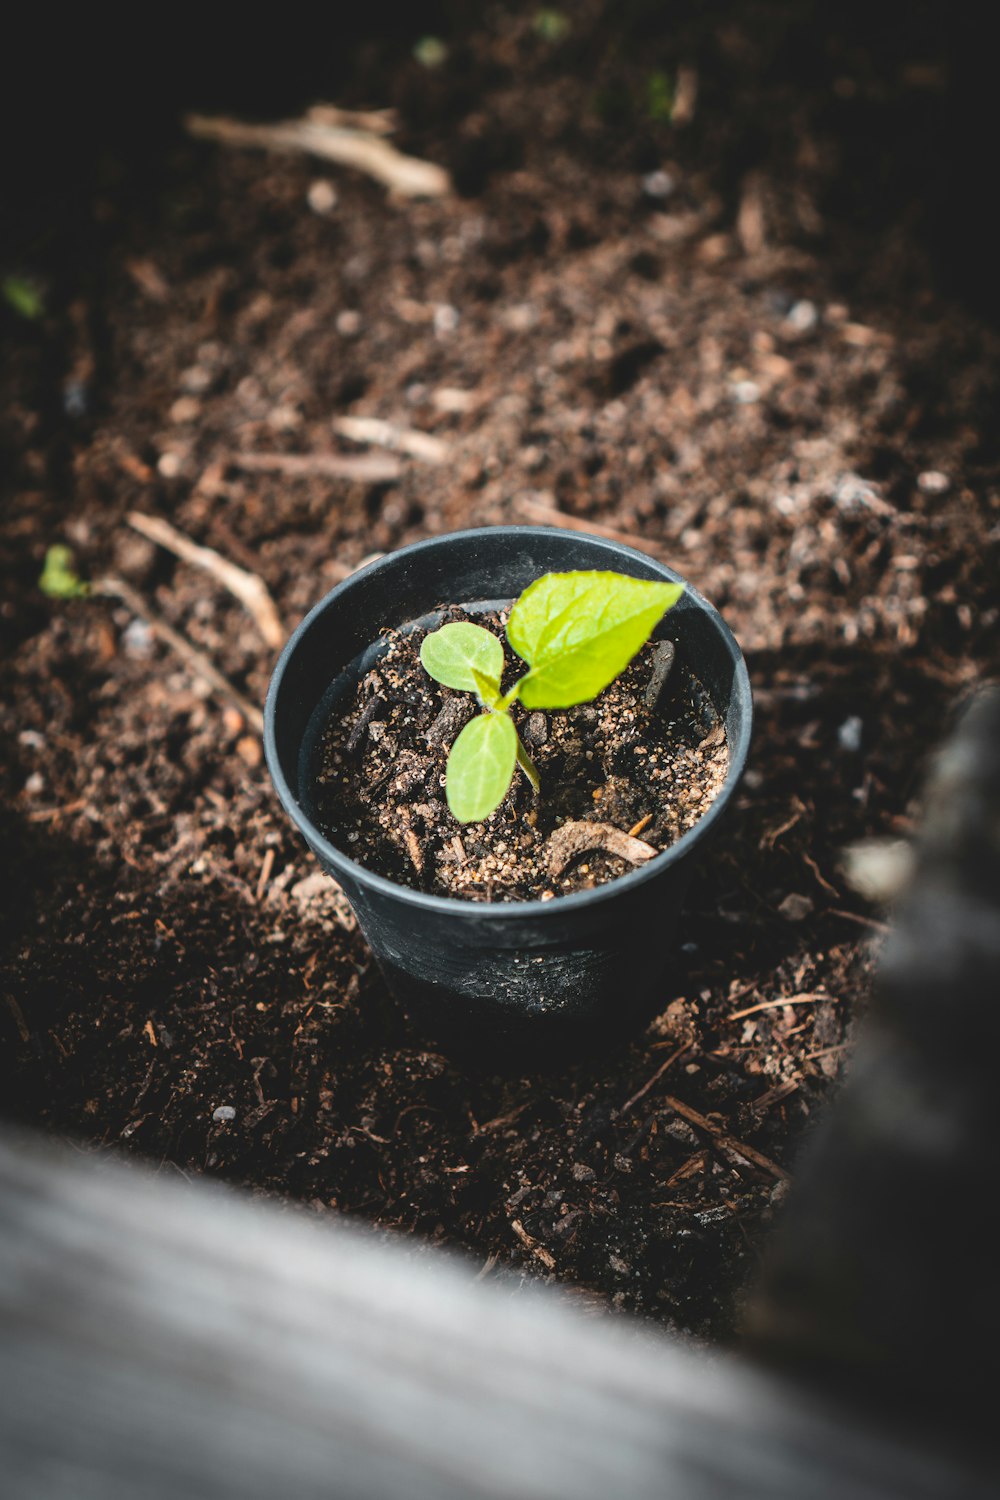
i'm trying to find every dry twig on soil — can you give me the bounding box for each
[332,416,449,464]
[662,1094,790,1183]
[127,512,285,650]
[185,109,451,198]
[228,450,402,484]
[98,578,264,734]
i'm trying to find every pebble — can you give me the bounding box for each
[433,304,460,336]
[778,892,814,921]
[157,450,185,479]
[644,639,677,712]
[785,299,818,333]
[731,379,761,405]
[837,714,863,753]
[122,618,154,658]
[24,771,44,796]
[336,309,362,338]
[236,734,263,768]
[917,470,950,496]
[307,179,338,215]
[641,169,676,200]
[169,396,201,424]
[212,1105,236,1123]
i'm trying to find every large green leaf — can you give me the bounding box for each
[445,711,517,823]
[507,570,683,709]
[419,621,504,698]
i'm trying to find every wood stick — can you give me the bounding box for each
[0,1128,988,1499]
[127,512,285,650]
[185,112,451,198]
[662,1095,791,1183]
[728,993,835,1022]
[620,1043,691,1115]
[229,449,402,483]
[98,578,263,734]
[332,416,449,464]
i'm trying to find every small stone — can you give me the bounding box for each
[157,450,185,479]
[837,715,863,753]
[179,365,213,395]
[785,299,818,332]
[644,639,677,712]
[336,309,362,337]
[731,379,761,405]
[212,1105,236,1123]
[641,169,676,200]
[571,1162,595,1182]
[169,395,201,424]
[778,892,814,922]
[121,618,154,658]
[433,304,459,336]
[236,734,263,768]
[522,711,548,748]
[917,470,950,496]
[24,771,44,796]
[307,179,338,215]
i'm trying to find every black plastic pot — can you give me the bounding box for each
[265,527,752,1057]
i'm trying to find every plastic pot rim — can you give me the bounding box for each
[264,525,753,921]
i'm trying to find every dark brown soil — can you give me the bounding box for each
[3,6,1000,1342]
[312,609,727,900]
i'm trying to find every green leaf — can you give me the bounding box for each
[39,544,89,600]
[420,621,504,696]
[2,275,44,321]
[507,570,683,709]
[445,711,517,823]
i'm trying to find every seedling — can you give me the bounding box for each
[420,570,683,823]
[38,544,89,600]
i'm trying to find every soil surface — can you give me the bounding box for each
[313,610,727,900]
[3,5,1000,1341]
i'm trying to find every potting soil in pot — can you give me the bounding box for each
[311,606,728,901]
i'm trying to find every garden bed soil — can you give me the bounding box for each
[3,6,1000,1342]
[312,610,727,901]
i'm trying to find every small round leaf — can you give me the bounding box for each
[420,621,504,696]
[445,711,518,823]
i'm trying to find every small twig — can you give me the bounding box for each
[829,907,892,935]
[662,1094,790,1183]
[255,847,276,903]
[185,111,451,198]
[228,449,401,484]
[127,511,285,650]
[510,1218,556,1271]
[800,1041,850,1062]
[802,850,839,897]
[514,495,660,551]
[306,103,397,136]
[728,992,835,1022]
[98,578,263,734]
[26,798,88,823]
[332,415,449,464]
[4,993,31,1044]
[620,1042,690,1115]
[626,813,653,839]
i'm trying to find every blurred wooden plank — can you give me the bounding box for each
[0,1130,989,1500]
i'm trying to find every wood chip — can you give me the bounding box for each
[127,512,285,650]
[510,1218,556,1271]
[662,1095,790,1183]
[185,111,451,198]
[228,449,402,484]
[332,415,449,464]
[546,820,658,876]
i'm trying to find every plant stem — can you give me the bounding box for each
[515,730,541,794]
